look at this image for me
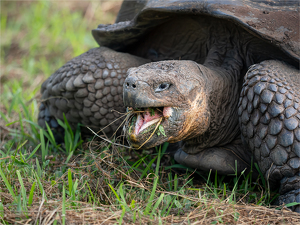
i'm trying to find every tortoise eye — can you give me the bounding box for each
[155,83,171,92]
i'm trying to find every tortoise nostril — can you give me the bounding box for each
[124,77,138,89]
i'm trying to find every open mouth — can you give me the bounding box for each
[128,107,172,136]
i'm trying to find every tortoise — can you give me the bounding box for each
[38,0,300,212]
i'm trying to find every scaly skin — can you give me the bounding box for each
[38,47,149,137]
[238,60,300,212]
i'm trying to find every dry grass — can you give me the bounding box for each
[1,140,299,224]
[2,203,300,224]
[1,153,299,225]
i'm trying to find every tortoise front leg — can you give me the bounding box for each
[238,60,300,212]
[38,47,149,138]
[173,139,254,176]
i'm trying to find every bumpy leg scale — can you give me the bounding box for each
[238,60,300,211]
[38,47,148,136]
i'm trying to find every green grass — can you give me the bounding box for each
[1,1,300,224]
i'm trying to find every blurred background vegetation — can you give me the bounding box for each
[0,0,121,143]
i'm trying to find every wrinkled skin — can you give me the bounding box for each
[39,16,300,212]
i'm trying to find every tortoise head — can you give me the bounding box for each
[123,60,211,149]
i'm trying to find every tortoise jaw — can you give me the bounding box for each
[125,107,173,148]
[134,114,161,135]
[132,107,172,135]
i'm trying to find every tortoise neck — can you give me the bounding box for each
[185,65,241,150]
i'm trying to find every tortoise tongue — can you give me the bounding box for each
[134,108,162,135]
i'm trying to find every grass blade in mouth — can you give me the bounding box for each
[138,117,163,150]
[128,107,163,135]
